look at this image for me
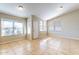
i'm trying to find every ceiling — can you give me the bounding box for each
[0,3,79,20]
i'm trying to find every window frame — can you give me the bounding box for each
[1,18,24,36]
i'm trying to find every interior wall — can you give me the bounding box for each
[0,13,27,44]
[48,10,79,40]
[32,15,40,39]
[26,16,32,40]
[27,15,47,40]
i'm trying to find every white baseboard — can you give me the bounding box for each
[48,33,79,40]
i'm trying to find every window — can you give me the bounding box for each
[39,20,47,31]
[1,20,13,36]
[1,18,24,36]
[39,21,43,31]
[14,22,23,35]
[43,21,47,31]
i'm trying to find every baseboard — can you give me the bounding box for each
[48,33,79,40]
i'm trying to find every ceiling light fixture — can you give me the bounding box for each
[18,5,23,10]
[60,6,63,9]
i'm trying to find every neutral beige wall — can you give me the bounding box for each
[0,13,27,44]
[48,10,79,39]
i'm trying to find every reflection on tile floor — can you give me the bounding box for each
[0,37,79,55]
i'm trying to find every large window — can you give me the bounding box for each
[39,21,43,31]
[1,18,24,36]
[14,22,23,35]
[1,20,13,36]
[39,20,47,31]
[43,21,47,31]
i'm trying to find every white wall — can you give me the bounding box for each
[27,16,32,40]
[32,15,39,39]
[48,10,79,39]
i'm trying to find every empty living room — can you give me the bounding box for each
[0,3,79,55]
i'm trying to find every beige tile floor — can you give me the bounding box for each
[0,37,79,55]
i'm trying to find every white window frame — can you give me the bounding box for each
[1,18,24,36]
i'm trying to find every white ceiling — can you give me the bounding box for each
[0,3,79,20]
